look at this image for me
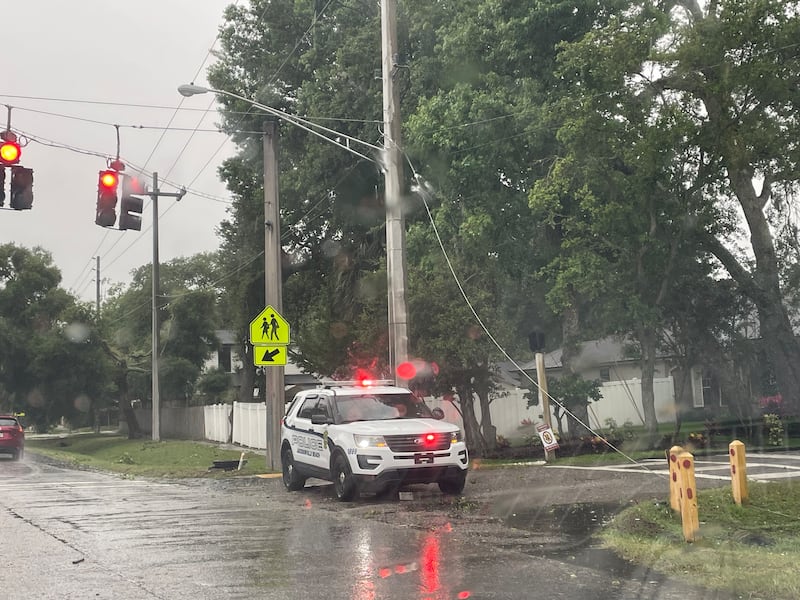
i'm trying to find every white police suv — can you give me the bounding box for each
[280,380,469,501]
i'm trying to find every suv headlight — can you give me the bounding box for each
[354,434,387,448]
[451,430,463,444]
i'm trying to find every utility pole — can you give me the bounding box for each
[381,0,409,383]
[263,120,284,470]
[149,172,186,442]
[535,351,555,461]
[95,256,101,315]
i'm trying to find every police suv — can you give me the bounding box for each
[280,380,469,501]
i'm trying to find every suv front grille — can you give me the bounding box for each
[384,433,451,452]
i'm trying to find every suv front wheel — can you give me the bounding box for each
[281,447,306,491]
[438,470,467,495]
[331,453,359,502]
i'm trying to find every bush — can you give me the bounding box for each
[763,413,785,446]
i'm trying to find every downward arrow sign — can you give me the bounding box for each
[261,348,281,362]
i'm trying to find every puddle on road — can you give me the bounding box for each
[502,502,617,538]
[500,502,656,579]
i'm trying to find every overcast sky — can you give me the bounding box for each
[1,1,238,304]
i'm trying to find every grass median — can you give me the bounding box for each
[601,481,800,599]
[25,433,270,478]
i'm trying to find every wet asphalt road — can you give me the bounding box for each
[2,453,789,600]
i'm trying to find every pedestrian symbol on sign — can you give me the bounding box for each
[248,306,290,347]
[261,314,281,341]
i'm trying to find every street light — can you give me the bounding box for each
[177,84,380,163]
[177,82,410,379]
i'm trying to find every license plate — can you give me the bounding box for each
[414,452,434,464]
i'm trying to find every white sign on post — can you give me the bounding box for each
[536,423,559,451]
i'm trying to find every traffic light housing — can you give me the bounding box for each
[9,167,33,210]
[0,140,20,166]
[96,169,119,227]
[0,168,5,207]
[119,174,145,231]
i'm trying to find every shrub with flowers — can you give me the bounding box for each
[763,413,785,447]
[686,431,708,449]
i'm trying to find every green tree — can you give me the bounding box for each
[0,244,112,431]
[548,0,800,414]
[526,374,602,439]
[103,253,223,412]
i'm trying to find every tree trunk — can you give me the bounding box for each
[637,327,659,438]
[239,342,256,403]
[474,372,496,451]
[560,302,590,437]
[116,367,140,439]
[704,165,800,415]
[458,386,485,456]
[733,167,800,414]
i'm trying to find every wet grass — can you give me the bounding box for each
[25,434,266,478]
[601,481,800,599]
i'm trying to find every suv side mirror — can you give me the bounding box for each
[431,407,445,420]
[311,413,331,425]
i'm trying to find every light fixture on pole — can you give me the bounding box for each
[178,82,409,378]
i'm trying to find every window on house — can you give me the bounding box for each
[693,368,705,408]
[599,367,611,382]
[702,371,721,407]
[218,346,232,373]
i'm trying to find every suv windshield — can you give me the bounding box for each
[334,393,433,424]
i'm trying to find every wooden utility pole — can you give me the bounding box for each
[536,352,555,461]
[381,0,409,382]
[263,120,284,471]
[149,173,185,442]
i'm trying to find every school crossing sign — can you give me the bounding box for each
[249,305,290,366]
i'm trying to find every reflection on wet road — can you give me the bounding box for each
[0,456,736,599]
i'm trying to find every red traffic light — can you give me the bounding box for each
[0,141,21,165]
[99,170,119,190]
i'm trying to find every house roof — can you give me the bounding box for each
[512,336,657,372]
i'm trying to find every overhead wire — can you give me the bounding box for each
[402,150,649,469]
[97,0,345,317]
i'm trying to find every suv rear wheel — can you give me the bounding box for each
[332,453,359,502]
[281,447,306,491]
[438,470,467,495]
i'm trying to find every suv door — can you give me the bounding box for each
[288,395,329,472]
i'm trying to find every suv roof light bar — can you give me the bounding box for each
[317,379,395,388]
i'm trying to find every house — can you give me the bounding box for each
[205,330,319,399]
[511,336,679,431]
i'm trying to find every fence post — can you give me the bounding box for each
[667,445,684,512]
[729,439,748,506]
[677,451,700,542]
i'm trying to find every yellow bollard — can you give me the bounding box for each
[729,440,748,505]
[667,445,684,512]
[677,451,700,542]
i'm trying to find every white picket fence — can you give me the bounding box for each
[198,377,677,450]
[204,402,269,449]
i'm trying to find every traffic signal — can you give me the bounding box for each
[95,169,118,227]
[9,167,33,210]
[0,140,20,166]
[119,174,146,231]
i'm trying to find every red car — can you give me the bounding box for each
[0,415,25,460]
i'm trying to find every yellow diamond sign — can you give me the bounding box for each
[249,305,290,346]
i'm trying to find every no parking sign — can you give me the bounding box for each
[536,423,559,451]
